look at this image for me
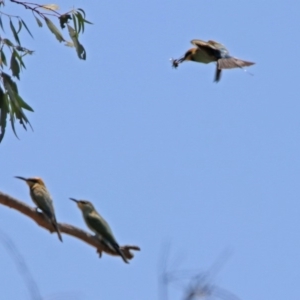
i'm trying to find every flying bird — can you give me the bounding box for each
[171,39,255,82]
[70,198,128,264]
[15,176,63,242]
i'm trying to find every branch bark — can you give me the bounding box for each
[0,191,140,262]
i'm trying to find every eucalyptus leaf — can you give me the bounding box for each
[16,94,34,112]
[34,16,43,27]
[44,17,65,42]
[1,50,7,66]
[10,52,20,79]
[3,38,14,47]
[0,87,7,142]
[67,25,86,60]
[9,19,20,45]
[21,19,33,37]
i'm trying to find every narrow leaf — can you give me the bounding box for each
[6,93,18,139]
[77,8,86,18]
[44,17,65,42]
[72,13,78,33]
[9,19,20,45]
[2,72,18,94]
[1,49,7,66]
[16,94,34,112]
[0,86,7,142]
[21,19,33,37]
[67,25,86,60]
[34,16,43,27]
[10,52,20,79]
[17,19,22,34]
[13,49,26,69]
[0,16,4,31]
[75,12,83,34]
[41,4,60,11]
[2,38,14,47]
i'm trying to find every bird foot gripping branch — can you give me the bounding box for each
[97,244,141,261]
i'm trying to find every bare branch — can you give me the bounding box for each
[0,190,140,261]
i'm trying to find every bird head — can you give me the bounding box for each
[69,198,95,213]
[171,48,197,68]
[15,176,45,188]
[182,48,197,61]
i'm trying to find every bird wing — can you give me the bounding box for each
[31,188,55,219]
[191,39,214,49]
[86,211,118,245]
[191,39,230,59]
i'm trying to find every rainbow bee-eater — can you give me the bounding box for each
[69,198,128,264]
[15,176,63,242]
[171,39,255,82]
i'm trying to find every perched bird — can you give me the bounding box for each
[171,39,255,82]
[69,198,128,264]
[15,176,63,242]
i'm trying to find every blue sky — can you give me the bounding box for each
[1,0,300,299]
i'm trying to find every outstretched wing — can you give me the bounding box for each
[191,39,230,59]
[191,39,213,49]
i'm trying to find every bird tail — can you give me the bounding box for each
[214,67,222,82]
[112,243,129,264]
[218,57,255,69]
[51,218,63,242]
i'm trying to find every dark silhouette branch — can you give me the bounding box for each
[0,191,140,261]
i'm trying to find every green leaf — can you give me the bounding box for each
[34,16,43,27]
[72,13,78,33]
[67,25,86,60]
[0,16,4,31]
[77,8,86,18]
[21,19,33,38]
[3,74,32,134]
[2,72,18,94]
[75,12,83,34]
[9,19,20,45]
[10,51,20,79]
[0,49,7,66]
[13,49,26,69]
[0,86,7,142]
[16,94,34,112]
[2,38,14,47]
[44,17,65,42]
[17,19,22,34]
[7,94,18,139]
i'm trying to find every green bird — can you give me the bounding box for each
[15,176,63,242]
[69,198,128,264]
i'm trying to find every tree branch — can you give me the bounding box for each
[0,190,140,261]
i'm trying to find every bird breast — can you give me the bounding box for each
[193,49,217,64]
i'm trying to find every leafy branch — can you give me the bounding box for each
[0,1,92,142]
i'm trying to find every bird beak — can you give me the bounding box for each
[69,198,79,203]
[15,176,28,182]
